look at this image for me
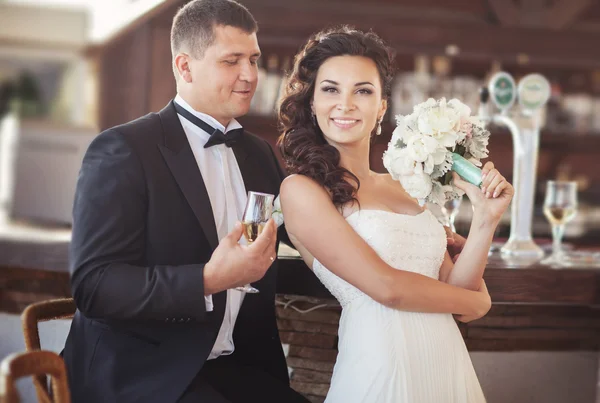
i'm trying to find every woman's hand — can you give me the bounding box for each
[452,161,514,225]
[454,279,491,323]
[444,227,466,263]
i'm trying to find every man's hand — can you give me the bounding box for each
[204,219,278,295]
[444,226,466,263]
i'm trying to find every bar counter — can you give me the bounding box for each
[0,219,598,352]
[277,247,600,351]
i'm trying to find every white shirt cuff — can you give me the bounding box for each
[205,295,214,312]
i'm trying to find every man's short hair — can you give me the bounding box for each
[171,0,258,59]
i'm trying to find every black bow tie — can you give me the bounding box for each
[173,102,243,148]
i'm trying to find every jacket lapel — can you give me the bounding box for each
[157,100,219,251]
[231,137,271,195]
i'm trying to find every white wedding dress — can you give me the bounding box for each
[312,209,486,403]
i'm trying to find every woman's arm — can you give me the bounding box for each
[439,162,514,290]
[280,174,491,318]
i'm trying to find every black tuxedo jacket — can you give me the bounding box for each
[63,101,289,403]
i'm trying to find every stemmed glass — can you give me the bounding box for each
[233,191,274,293]
[441,196,463,233]
[541,181,578,266]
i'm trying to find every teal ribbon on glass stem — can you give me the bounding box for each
[451,153,482,187]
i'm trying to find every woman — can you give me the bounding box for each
[277,26,513,403]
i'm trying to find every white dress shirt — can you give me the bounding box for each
[174,94,248,360]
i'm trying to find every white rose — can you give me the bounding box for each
[399,170,432,199]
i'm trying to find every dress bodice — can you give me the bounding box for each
[312,209,447,308]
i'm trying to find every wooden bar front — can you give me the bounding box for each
[277,253,600,352]
[1,231,598,353]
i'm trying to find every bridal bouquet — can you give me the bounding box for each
[272,196,284,227]
[383,97,490,206]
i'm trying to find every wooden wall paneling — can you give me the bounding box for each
[149,23,177,112]
[484,268,598,305]
[245,1,600,68]
[99,22,153,130]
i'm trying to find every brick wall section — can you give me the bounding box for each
[276,299,341,403]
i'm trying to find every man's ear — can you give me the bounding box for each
[174,53,193,83]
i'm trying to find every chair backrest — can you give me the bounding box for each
[21,298,76,402]
[0,350,71,403]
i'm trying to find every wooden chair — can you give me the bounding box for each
[0,350,71,403]
[21,298,76,402]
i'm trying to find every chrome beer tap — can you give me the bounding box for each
[479,72,551,263]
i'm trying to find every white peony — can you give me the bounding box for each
[383,147,417,180]
[412,97,437,115]
[391,123,409,146]
[406,134,441,162]
[399,165,432,200]
[447,98,472,144]
[416,105,460,148]
[423,146,448,175]
[392,114,418,144]
[400,174,432,200]
[384,97,490,206]
[447,98,471,117]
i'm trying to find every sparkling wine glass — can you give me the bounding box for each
[541,181,578,266]
[234,191,274,294]
[441,196,463,233]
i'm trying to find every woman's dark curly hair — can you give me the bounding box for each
[278,26,395,208]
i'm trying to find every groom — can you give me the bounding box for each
[62,1,308,402]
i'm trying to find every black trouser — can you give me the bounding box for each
[178,355,309,403]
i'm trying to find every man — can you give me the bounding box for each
[63,1,308,402]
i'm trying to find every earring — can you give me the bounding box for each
[311,111,317,126]
[376,118,382,136]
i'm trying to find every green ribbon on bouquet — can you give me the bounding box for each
[451,153,482,187]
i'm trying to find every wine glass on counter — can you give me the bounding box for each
[541,181,578,266]
[233,191,274,294]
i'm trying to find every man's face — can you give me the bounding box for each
[186,25,260,125]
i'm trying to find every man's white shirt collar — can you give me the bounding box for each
[174,94,243,135]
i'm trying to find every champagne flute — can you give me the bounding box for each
[234,191,274,294]
[441,196,463,233]
[541,181,578,266]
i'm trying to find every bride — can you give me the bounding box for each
[277,26,513,403]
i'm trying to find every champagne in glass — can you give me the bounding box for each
[541,181,578,266]
[234,191,274,293]
[543,206,577,226]
[242,221,266,243]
